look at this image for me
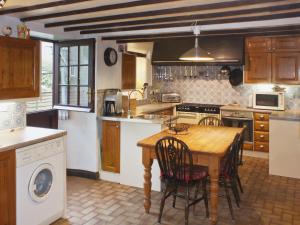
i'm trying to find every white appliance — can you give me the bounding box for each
[16,137,66,225]
[253,92,285,111]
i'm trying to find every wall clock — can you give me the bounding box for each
[104,47,118,66]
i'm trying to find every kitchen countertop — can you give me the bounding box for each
[100,103,179,123]
[269,110,300,121]
[220,105,272,113]
[0,127,67,153]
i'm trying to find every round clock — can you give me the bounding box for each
[104,47,118,66]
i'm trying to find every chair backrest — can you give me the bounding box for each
[222,133,241,178]
[155,136,193,184]
[198,116,224,126]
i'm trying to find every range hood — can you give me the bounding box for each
[152,36,244,65]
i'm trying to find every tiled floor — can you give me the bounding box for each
[53,156,300,225]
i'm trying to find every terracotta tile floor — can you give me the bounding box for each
[53,156,300,225]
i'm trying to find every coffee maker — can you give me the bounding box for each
[103,89,122,116]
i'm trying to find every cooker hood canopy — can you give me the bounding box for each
[152,35,244,65]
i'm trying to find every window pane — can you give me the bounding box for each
[60,47,68,66]
[80,66,89,85]
[59,86,68,105]
[70,86,78,106]
[59,67,68,85]
[70,46,78,65]
[69,66,78,85]
[79,87,89,107]
[80,46,89,65]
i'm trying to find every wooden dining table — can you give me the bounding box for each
[137,125,243,225]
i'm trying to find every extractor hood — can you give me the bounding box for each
[152,36,244,65]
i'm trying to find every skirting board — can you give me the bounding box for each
[67,169,99,180]
[243,150,269,159]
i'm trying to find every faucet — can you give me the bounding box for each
[127,89,144,118]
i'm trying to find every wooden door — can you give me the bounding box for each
[272,36,300,52]
[101,121,120,173]
[246,37,272,52]
[0,37,40,100]
[272,52,300,84]
[244,52,272,83]
[122,53,136,89]
[0,150,16,225]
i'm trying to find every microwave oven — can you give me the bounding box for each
[253,92,285,111]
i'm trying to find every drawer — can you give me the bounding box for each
[254,131,269,142]
[254,142,269,152]
[254,113,269,121]
[254,121,269,131]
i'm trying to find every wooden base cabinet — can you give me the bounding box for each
[101,121,120,173]
[0,37,40,100]
[254,113,270,152]
[0,150,16,225]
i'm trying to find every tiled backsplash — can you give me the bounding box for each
[152,66,300,109]
[0,102,26,131]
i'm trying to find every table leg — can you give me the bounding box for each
[209,156,220,225]
[142,148,153,213]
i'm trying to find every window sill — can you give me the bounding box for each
[53,105,93,113]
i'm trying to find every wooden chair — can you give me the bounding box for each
[155,137,209,225]
[198,116,224,126]
[219,133,242,219]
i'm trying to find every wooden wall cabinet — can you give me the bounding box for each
[0,37,40,100]
[101,121,120,173]
[245,36,300,85]
[0,150,16,225]
[122,53,136,89]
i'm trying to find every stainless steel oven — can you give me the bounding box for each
[221,110,253,145]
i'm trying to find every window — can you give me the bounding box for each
[54,39,95,112]
[26,41,54,112]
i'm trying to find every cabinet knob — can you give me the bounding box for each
[260,135,264,139]
[259,115,264,119]
[260,124,265,128]
[116,125,119,128]
[260,145,264,148]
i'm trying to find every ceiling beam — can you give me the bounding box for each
[80,11,300,34]
[44,0,282,28]
[103,25,300,42]
[0,0,93,15]
[65,2,300,32]
[20,0,180,22]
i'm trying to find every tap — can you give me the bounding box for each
[127,89,144,118]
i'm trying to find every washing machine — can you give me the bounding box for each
[16,137,66,225]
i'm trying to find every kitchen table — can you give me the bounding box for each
[137,125,243,225]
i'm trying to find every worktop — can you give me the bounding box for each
[220,105,272,113]
[0,127,67,152]
[269,110,300,121]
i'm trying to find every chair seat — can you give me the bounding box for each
[162,165,208,183]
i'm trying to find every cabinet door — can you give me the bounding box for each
[0,37,40,100]
[246,37,272,52]
[272,52,300,84]
[244,52,272,83]
[272,36,300,52]
[102,121,120,173]
[0,150,16,225]
[122,53,136,89]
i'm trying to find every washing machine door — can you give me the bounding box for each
[29,163,55,203]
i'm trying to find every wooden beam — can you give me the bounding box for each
[0,0,93,15]
[102,32,194,41]
[44,0,282,28]
[115,29,300,43]
[20,0,180,22]
[65,2,300,32]
[80,11,300,34]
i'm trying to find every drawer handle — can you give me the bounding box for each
[259,115,265,119]
[259,135,264,139]
[260,145,264,148]
[260,124,265,128]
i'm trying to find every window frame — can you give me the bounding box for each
[53,38,95,113]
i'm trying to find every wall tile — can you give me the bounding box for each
[0,102,26,131]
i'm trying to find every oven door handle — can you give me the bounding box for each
[222,116,253,121]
